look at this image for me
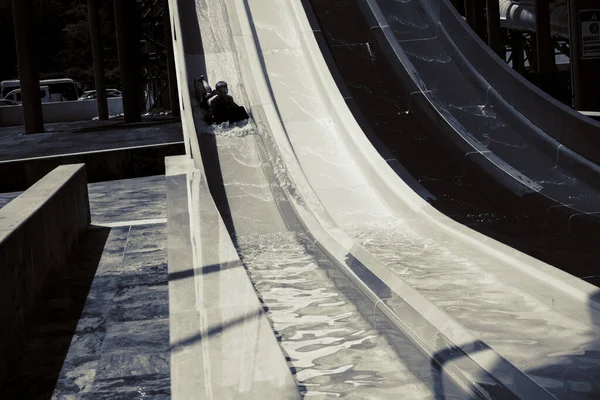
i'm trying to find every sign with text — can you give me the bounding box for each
[581,10,600,59]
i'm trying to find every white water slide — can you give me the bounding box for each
[166,0,600,398]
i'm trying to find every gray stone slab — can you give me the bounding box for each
[52,203,170,399]
[119,251,169,276]
[124,223,168,253]
[109,285,169,323]
[87,176,167,225]
[94,353,170,381]
[53,358,100,397]
[102,319,170,355]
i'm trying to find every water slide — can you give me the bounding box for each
[351,0,600,229]
[166,0,600,398]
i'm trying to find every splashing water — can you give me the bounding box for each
[208,118,259,137]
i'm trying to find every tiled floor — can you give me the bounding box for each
[0,175,171,399]
[52,223,170,400]
[0,175,167,225]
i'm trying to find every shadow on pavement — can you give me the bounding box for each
[0,227,111,400]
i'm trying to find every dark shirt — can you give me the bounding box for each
[210,94,237,124]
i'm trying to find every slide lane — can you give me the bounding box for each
[176,0,471,398]
[172,0,600,398]
[357,0,600,225]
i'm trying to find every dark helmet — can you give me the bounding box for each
[215,81,228,90]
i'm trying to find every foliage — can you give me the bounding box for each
[0,0,121,90]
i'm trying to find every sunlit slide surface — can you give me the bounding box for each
[169,0,600,398]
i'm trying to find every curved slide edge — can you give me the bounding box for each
[302,0,600,315]
[352,0,600,226]
[437,0,600,188]
[164,2,301,398]
[221,0,563,398]
[300,0,600,323]
[439,0,600,168]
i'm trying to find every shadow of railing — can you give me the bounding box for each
[170,308,264,352]
[168,259,243,282]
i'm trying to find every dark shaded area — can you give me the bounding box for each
[177,0,238,243]
[0,115,180,137]
[114,0,143,123]
[69,116,181,134]
[12,0,45,134]
[198,127,237,241]
[88,0,109,121]
[0,0,120,89]
[0,227,111,399]
[0,142,184,192]
[306,0,600,287]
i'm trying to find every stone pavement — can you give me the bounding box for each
[0,175,171,399]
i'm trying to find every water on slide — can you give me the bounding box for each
[191,0,600,398]
[202,121,468,398]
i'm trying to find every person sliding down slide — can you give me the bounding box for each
[196,77,249,125]
[208,81,239,124]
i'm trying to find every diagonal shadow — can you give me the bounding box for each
[170,308,264,352]
[177,0,239,243]
[168,259,243,281]
[431,340,519,399]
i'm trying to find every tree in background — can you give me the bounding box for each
[0,0,120,90]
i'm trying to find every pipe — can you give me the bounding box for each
[499,0,569,39]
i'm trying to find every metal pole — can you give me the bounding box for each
[511,30,525,73]
[11,0,44,134]
[535,0,554,72]
[114,0,142,123]
[464,0,477,33]
[163,0,180,117]
[486,0,504,58]
[88,0,109,120]
[529,33,539,71]
[464,0,487,40]
[474,0,487,39]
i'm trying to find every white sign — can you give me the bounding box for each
[581,10,600,59]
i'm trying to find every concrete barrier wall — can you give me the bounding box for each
[0,98,124,127]
[0,142,185,192]
[0,164,90,386]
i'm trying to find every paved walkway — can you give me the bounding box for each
[0,176,171,399]
[0,117,182,162]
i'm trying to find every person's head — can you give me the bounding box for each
[215,81,228,96]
